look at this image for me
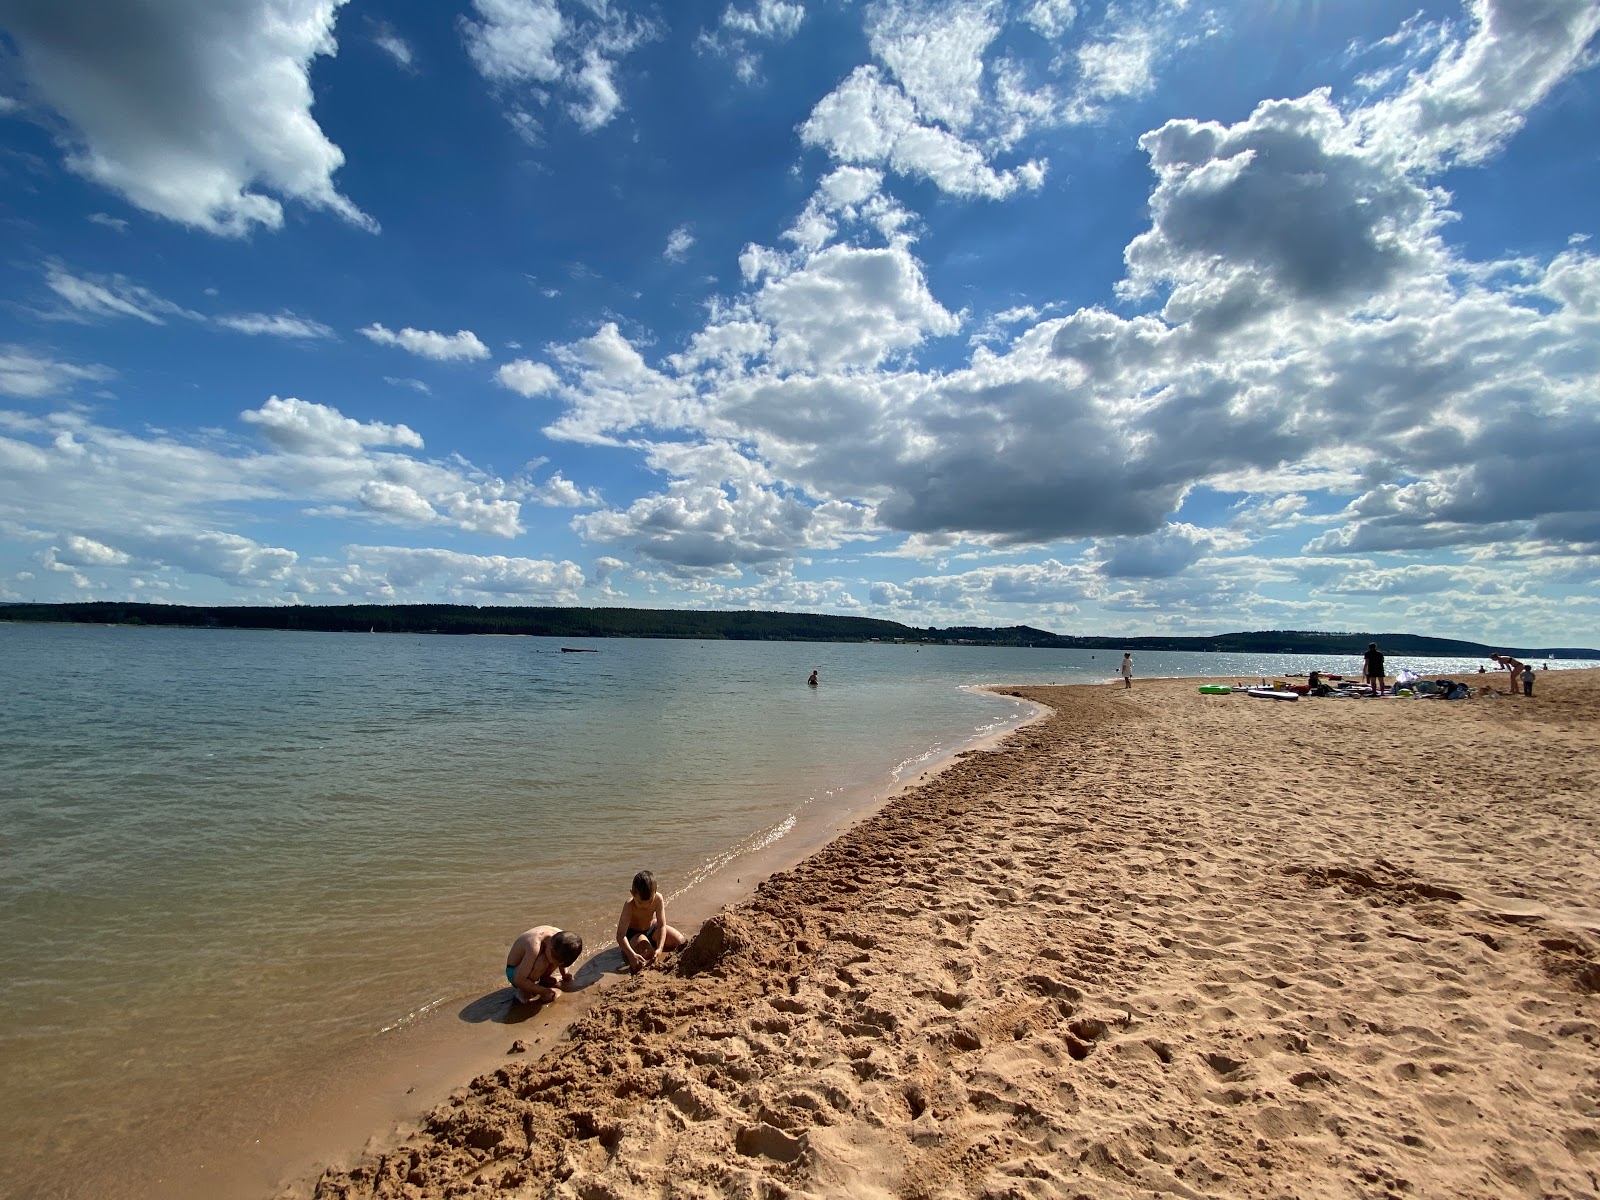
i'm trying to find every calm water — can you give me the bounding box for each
[1,623,1588,1194]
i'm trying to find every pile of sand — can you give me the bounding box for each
[302,670,1600,1199]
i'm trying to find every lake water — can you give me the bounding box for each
[1,623,1587,1196]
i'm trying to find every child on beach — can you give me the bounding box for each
[505,926,583,1003]
[616,870,685,973]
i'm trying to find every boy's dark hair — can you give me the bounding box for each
[552,930,583,966]
[632,870,656,901]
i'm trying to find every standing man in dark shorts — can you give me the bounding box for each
[1363,642,1385,696]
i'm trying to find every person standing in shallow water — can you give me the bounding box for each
[807,670,818,686]
[1121,653,1133,689]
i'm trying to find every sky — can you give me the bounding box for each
[1,0,1598,646]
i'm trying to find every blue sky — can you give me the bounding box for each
[2,0,1598,645]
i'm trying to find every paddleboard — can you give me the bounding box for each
[1246,687,1299,701]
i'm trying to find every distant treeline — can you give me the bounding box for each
[2,602,1593,659]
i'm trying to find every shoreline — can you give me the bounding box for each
[101,686,1048,1200]
[294,670,1600,1198]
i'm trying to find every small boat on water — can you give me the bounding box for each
[560,647,598,653]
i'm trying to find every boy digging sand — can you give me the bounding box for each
[616,871,684,973]
[505,926,583,1003]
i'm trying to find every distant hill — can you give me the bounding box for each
[2,602,1593,659]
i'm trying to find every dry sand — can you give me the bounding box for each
[300,669,1600,1200]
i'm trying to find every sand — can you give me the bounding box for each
[298,669,1600,1200]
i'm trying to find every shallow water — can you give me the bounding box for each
[0,623,1586,1194]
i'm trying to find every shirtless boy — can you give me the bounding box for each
[505,926,583,1003]
[616,871,685,973]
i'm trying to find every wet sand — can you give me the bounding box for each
[295,670,1600,1199]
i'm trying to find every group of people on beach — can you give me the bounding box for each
[504,870,685,1004]
[1356,643,1540,698]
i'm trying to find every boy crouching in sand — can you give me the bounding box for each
[616,871,684,973]
[506,926,583,1003]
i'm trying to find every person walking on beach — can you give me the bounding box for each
[1120,653,1133,689]
[1363,642,1385,696]
[505,926,582,1004]
[1521,663,1535,697]
[616,870,684,973]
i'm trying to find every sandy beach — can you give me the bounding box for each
[298,669,1600,1200]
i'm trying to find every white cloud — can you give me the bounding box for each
[868,0,999,132]
[0,0,374,236]
[216,311,335,339]
[721,1,804,40]
[50,527,301,589]
[1074,30,1156,102]
[750,243,961,371]
[51,534,130,568]
[87,212,128,233]
[496,359,561,396]
[702,1,805,83]
[371,22,415,68]
[665,225,696,262]
[385,376,432,394]
[360,323,491,361]
[358,480,438,524]
[529,472,601,507]
[461,0,659,133]
[344,545,586,600]
[528,0,1600,585]
[0,398,545,602]
[801,66,1045,199]
[544,323,701,444]
[1023,0,1077,39]
[241,396,424,456]
[1361,0,1600,170]
[43,265,197,325]
[0,348,113,398]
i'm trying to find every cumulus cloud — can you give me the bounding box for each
[461,0,659,133]
[360,323,491,361]
[577,472,871,573]
[1095,524,1223,579]
[0,0,374,236]
[50,533,130,568]
[496,359,561,396]
[749,243,961,372]
[240,396,424,456]
[1121,91,1442,322]
[801,65,1046,200]
[524,0,1600,595]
